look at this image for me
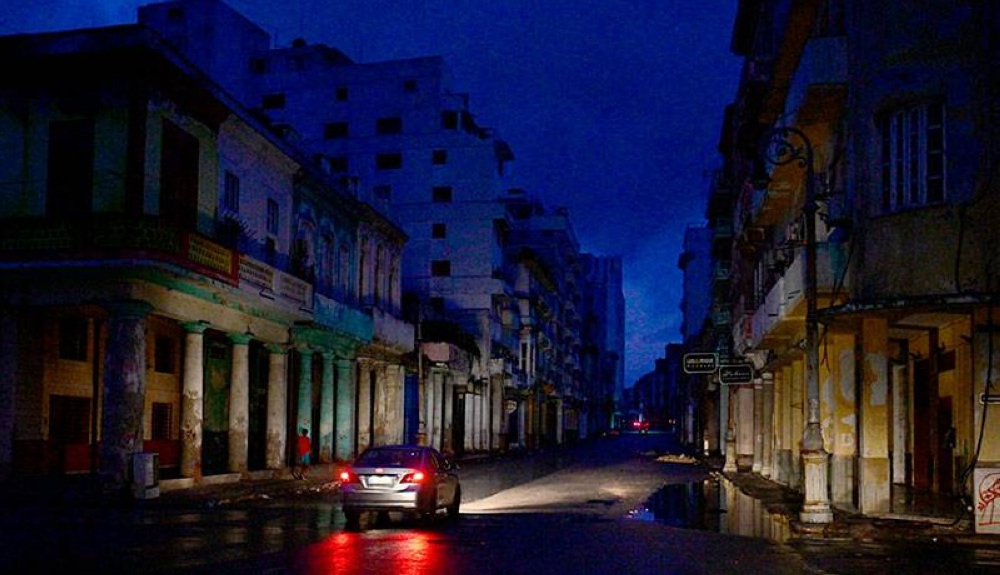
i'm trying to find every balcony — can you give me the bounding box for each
[749,242,846,349]
[0,215,238,283]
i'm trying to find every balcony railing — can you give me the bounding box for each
[0,216,238,283]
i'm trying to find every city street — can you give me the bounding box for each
[2,434,1000,573]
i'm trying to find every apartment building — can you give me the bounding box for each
[702,0,1000,531]
[0,20,403,489]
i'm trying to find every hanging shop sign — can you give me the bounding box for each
[718,363,754,385]
[683,352,718,374]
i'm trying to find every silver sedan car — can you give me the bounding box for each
[339,444,461,528]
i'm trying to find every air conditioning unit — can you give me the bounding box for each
[132,452,160,500]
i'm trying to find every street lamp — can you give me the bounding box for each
[754,125,833,524]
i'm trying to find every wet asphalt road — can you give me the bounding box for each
[3,434,1000,573]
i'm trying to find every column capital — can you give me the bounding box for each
[265,343,288,355]
[229,332,253,345]
[181,320,211,334]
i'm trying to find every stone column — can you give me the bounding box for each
[425,368,439,450]
[737,386,754,470]
[761,372,774,478]
[752,379,764,474]
[830,332,857,508]
[443,373,454,454]
[335,358,355,460]
[227,332,251,474]
[492,375,504,450]
[0,310,18,481]
[99,300,152,492]
[265,345,288,470]
[356,361,373,452]
[319,352,335,463]
[388,364,405,445]
[723,383,737,473]
[296,348,314,436]
[180,321,208,479]
[555,397,564,445]
[859,318,890,514]
[790,360,804,489]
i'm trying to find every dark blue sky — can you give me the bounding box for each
[1,1,741,385]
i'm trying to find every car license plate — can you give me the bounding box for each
[367,475,392,486]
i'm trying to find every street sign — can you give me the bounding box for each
[683,352,718,374]
[718,363,754,385]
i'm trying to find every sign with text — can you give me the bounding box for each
[683,353,718,374]
[718,363,754,385]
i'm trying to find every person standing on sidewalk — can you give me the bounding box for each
[294,428,311,480]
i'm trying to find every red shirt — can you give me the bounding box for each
[298,434,311,456]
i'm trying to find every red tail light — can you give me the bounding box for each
[400,471,426,484]
[339,470,359,484]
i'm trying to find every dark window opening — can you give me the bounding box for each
[336,86,349,101]
[432,223,446,238]
[442,111,459,130]
[155,335,175,374]
[376,153,403,170]
[152,402,172,440]
[432,186,453,203]
[376,117,403,134]
[431,260,451,277]
[47,119,95,217]
[262,93,286,109]
[432,149,448,165]
[324,122,349,139]
[404,79,418,93]
[59,317,88,361]
[329,156,349,172]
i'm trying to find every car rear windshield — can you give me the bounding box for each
[357,448,424,468]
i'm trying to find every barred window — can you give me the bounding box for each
[879,101,946,212]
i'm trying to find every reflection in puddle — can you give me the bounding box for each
[630,475,791,543]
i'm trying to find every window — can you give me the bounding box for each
[879,101,946,212]
[264,237,276,265]
[328,156,349,172]
[376,153,403,170]
[442,111,459,130]
[432,186,453,203]
[262,93,286,109]
[250,58,268,73]
[431,260,451,277]
[432,149,448,165]
[154,336,175,374]
[324,122,349,139]
[430,297,445,314]
[376,117,402,135]
[59,317,88,361]
[160,119,200,229]
[47,119,95,217]
[403,79,418,93]
[266,198,279,234]
[222,170,239,212]
[151,402,172,440]
[431,223,446,239]
[335,86,349,101]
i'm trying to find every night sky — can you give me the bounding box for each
[0,0,741,385]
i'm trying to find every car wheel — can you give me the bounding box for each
[343,509,362,530]
[446,487,461,520]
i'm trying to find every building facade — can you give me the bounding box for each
[699,0,1000,530]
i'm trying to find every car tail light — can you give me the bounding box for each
[339,470,359,484]
[400,471,426,484]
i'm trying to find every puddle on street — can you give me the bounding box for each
[629,476,791,543]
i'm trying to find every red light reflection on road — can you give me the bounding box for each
[295,529,445,574]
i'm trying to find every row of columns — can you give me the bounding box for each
[724,317,897,518]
